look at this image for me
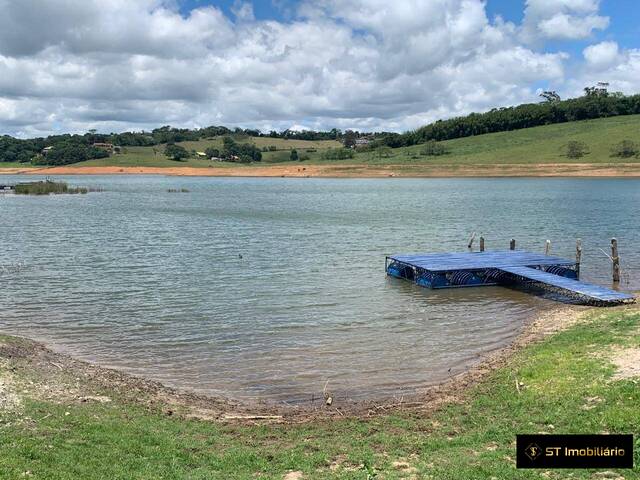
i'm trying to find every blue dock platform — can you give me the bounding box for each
[386,250,635,306]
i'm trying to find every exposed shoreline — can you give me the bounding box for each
[2,162,640,178]
[0,303,599,423]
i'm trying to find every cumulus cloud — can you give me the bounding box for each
[0,0,618,137]
[521,0,609,42]
[564,43,640,97]
[583,41,620,70]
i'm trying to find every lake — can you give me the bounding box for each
[1,176,638,404]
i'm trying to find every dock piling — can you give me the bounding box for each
[545,240,551,255]
[479,236,485,252]
[576,239,582,279]
[510,239,516,250]
[467,232,476,250]
[611,238,620,283]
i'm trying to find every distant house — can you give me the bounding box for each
[195,151,207,158]
[41,146,54,155]
[92,142,114,153]
[355,137,372,147]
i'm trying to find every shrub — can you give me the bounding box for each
[564,141,589,159]
[610,139,639,158]
[290,149,299,161]
[419,140,449,156]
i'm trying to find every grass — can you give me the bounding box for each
[14,181,87,195]
[1,308,639,479]
[0,162,35,169]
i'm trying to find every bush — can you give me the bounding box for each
[419,140,449,156]
[610,139,639,158]
[164,144,190,161]
[564,141,589,159]
[290,149,299,161]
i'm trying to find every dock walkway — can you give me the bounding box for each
[386,250,634,306]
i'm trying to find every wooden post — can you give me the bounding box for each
[467,232,476,250]
[545,240,551,255]
[509,238,516,250]
[479,236,485,252]
[575,239,582,279]
[611,238,620,283]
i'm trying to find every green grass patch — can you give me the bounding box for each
[1,308,639,478]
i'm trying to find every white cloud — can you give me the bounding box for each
[0,0,613,137]
[521,0,609,43]
[564,44,640,98]
[583,41,620,70]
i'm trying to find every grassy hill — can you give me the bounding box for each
[14,114,640,170]
[351,114,640,166]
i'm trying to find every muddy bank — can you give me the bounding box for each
[1,303,612,424]
[2,163,640,177]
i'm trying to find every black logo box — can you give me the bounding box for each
[517,434,634,469]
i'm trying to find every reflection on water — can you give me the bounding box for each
[1,176,638,403]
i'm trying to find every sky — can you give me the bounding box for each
[0,0,639,137]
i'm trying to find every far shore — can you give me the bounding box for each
[2,162,640,178]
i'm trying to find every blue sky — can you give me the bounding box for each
[1,0,639,136]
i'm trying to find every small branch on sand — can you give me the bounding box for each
[222,415,283,421]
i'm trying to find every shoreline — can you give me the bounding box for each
[2,162,640,178]
[0,303,595,423]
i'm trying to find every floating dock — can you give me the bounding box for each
[386,250,635,306]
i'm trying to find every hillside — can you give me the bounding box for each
[71,114,640,169]
[4,115,640,176]
[350,114,640,166]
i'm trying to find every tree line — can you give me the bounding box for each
[371,91,640,149]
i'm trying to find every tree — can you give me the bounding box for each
[343,130,357,148]
[539,91,561,103]
[290,149,299,161]
[584,82,609,97]
[205,147,220,159]
[564,141,589,159]
[165,143,189,161]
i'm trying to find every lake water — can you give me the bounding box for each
[1,176,638,404]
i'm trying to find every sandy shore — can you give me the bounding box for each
[2,162,640,177]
